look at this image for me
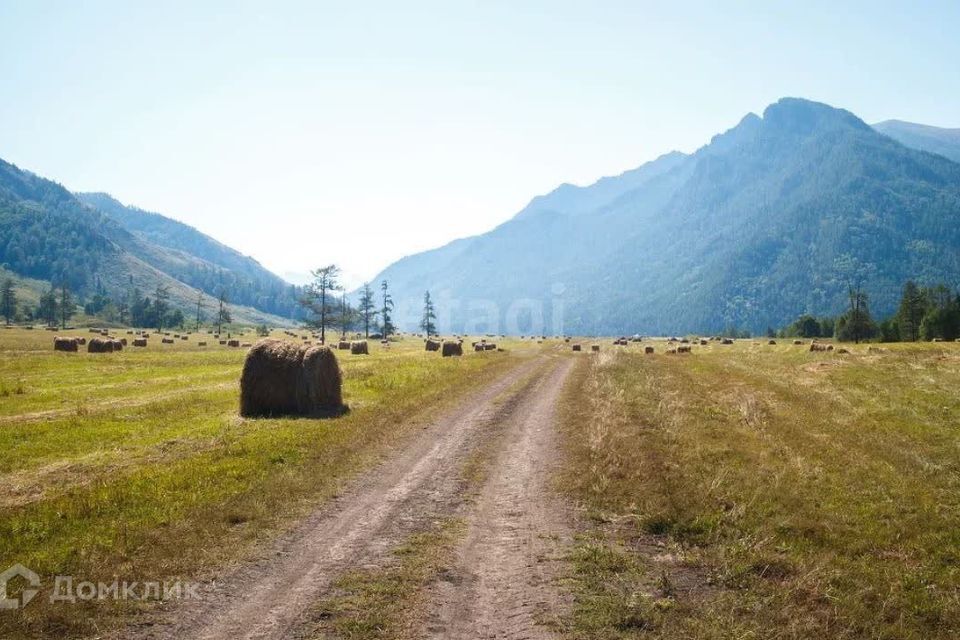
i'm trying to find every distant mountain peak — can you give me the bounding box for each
[761,97,872,135]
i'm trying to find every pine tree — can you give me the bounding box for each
[358,283,378,338]
[59,282,74,329]
[420,290,436,337]
[0,279,16,325]
[896,281,926,342]
[380,280,395,339]
[299,265,340,344]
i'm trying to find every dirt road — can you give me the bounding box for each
[126,354,574,640]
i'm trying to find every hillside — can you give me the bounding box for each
[368,98,960,335]
[873,120,960,163]
[76,193,301,318]
[0,159,294,326]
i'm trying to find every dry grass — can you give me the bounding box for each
[558,341,960,639]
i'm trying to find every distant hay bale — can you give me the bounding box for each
[77,337,86,345]
[228,339,241,347]
[350,340,369,355]
[793,340,804,345]
[425,339,441,352]
[126,330,134,334]
[809,342,830,352]
[768,339,777,345]
[87,337,115,353]
[89,328,100,333]
[441,341,463,357]
[572,344,581,352]
[54,337,79,352]
[338,341,351,350]
[680,338,690,344]
[133,338,148,347]
[119,338,127,346]
[666,347,677,354]
[644,346,654,354]
[198,341,207,347]
[110,339,124,351]
[239,339,344,417]
[836,347,850,354]
[241,342,252,348]
[219,340,227,345]
[181,335,188,341]
[162,337,175,344]
[677,345,692,353]
[484,343,496,351]
[100,329,109,336]
[591,345,600,352]
[721,338,734,345]
[699,339,708,346]
[475,343,485,352]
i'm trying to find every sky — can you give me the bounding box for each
[1,1,958,288]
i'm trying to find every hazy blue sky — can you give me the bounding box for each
[1,1,958,286]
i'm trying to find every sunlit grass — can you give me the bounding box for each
[558,340,960,639]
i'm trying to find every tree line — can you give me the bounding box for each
[778,280,960,343]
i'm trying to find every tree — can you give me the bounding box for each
[420,290,436,337]
[216,289,231,334]
[380,279,395,339]
[358,282,378,338]
[836,285,876,343]
[38,288,58,326]
[59,282,74,329]
[896,281,926,342]
[918,286,960,341]
[195,290,206,332]
[299,265,340,344]
[338,293,356,339]
[154,285,171,331]
[0,279,16,325]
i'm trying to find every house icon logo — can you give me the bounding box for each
[0,564,41,610]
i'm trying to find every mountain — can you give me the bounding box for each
[0,158,296,325]
[873,120,960,164]
[76,193,301,318]
[367,98,960,335]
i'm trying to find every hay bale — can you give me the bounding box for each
[228,339,240,347]
[475,343,485,352]
[572,344,581,352]
[110,339,124,351]
[198,341,207,347]
[133,338,148,347]
[721,338,734,345]
[645,346,654,354]
[239,339,344,417]
[666,347,677,354]
[350,340,369,355]
[591,345,600,352]
[700,339,708,346]
[836,347,850,354]
[677,345,692,353]
[793,340,804,345]
[768,339,777,345]
[77,337,86,345]
[119,338,127,346]
[809,342,830,352]
[162,337,175,344]
[54,337,79,352]
[219,340,227,345]
[338,341,351,350]
[425,339,441,352]
[241,342,252,348]
[87,337,115,353]
[483,343,496,351]
[441,340,462,357]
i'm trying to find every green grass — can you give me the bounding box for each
[0,328,529,639]
[558,340,960,639]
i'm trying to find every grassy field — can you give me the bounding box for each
[557,339,960,639]
[0,327,528,639]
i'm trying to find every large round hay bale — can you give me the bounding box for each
[198,341,207,347]
[425,339,441,352]
[88,337,115,353]
[483,343,496,351]
[572,344,581,352]
[239,339,344,417]
[591,345,600,352]
[110,339,124,351]
[350,340,369,355]
[768,339,777,345]
[227,339,240,347]
[441,340,462,357]
[162,337,175,344]
[54,337,79,352]
[338,341,351,350]
[77,337,87,345]
[721,338,734,345]
[677,345,692,353]
[644,346,654,354]
[133,338,148,347]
